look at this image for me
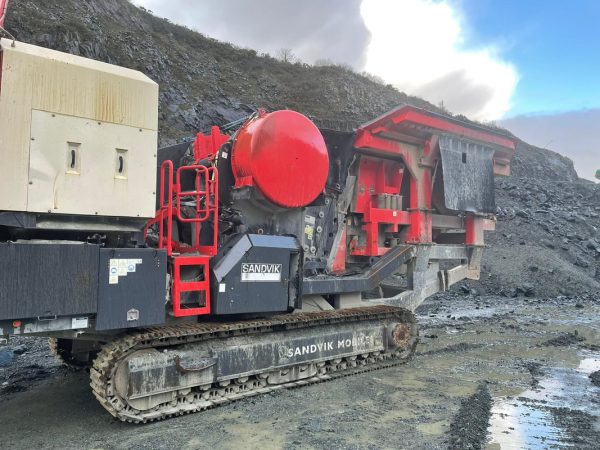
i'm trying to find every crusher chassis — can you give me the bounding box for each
[0,36,516,423]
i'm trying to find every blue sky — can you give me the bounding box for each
[461,0,600,115]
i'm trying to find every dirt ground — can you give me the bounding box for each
[1,293,599,450]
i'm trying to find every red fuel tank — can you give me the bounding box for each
[231,110,329,208]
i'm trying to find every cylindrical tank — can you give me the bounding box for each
[231,110,329,208]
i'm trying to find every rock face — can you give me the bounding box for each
[5,0,599,297]
[481,142,600,297]
[5,0,438,146]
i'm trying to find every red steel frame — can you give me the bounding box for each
[171,256,211,317]
[351,156,409,256]
[351,105,515,255]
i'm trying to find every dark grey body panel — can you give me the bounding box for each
[0,242,99,320]
[211,234,300,315]
[96,248,167,331]
[439,135,496,213]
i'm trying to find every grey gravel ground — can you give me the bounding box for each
[1,292,598,450]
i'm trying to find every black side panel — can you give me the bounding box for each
[156,142,191,209]
[96,248,167,331]
[0,243,99,320]
[211,234,300,315]
[439,135,496,213]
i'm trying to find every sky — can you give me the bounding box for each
[134,0,600,181]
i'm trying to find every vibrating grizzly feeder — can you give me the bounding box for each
[0,40,516,422]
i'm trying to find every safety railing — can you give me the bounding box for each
[144,161,219,317]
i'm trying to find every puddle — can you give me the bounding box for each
[419,306,503,325]
[487,353,600,449]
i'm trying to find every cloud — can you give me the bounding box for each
[360,0,518,121]
[133,0,370,68]
[134,0,517,120]
[500,109,600,182]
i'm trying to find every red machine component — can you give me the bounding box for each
[351,105,516,257]
[193,126,229,162]
[351,157,409,256]
[145,161,218,317]
[231,109,329,208]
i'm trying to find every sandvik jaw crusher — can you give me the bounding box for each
[0,39,515,422]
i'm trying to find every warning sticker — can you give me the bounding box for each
[108,258,143,285]
[304,215,316,242]
[118,259,127,276]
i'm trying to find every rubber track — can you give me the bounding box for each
[91,306,417,423]
[48,338,82,369]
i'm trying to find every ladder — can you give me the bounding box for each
[145,161,218,317]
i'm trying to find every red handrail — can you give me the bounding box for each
[145,162,218,257]
[0,0,9,28]
[145,162,219,317]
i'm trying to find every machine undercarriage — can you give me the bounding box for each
[91,306,416,423]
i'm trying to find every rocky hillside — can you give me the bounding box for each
[5,0,440,145]
[5,0,599,297]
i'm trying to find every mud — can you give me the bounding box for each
[0,293,599,449]
[542,330,586,347]
[550,407,600,448]
[448,384,492,450]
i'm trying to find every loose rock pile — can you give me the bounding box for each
[479,143,600,297]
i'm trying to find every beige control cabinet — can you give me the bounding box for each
[0,39,159,218]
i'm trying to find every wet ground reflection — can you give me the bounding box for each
[488,353,600,449]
